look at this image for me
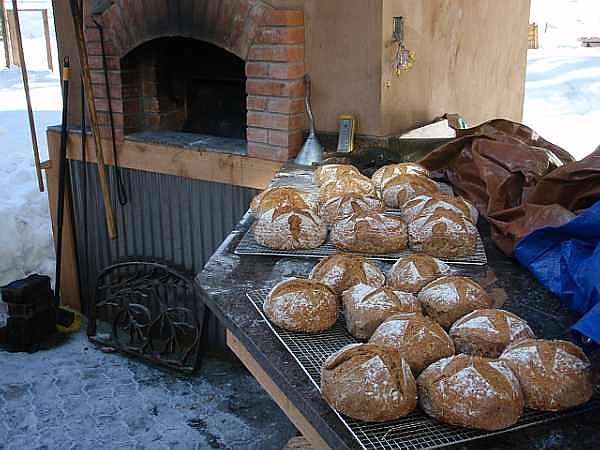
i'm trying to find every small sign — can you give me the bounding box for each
[337,115,357,153]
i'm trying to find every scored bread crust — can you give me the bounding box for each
[499,338,595,411]
[370,312,455,375]
[250,186,316,217]
[417,276,493,329]
[330,211,408,254]
[342,285,422,340]
[372,163,430,191]
[318,174,377,204]
[387,254,451,294]
[253,205,327,250]
[314,164,361,186]
[309,254,385,295]
[319,193,383,225]
[416,354,524,431]
[264,278,338,332]
[408,210,478,258]
[402,193,478,224]
[321,343,418,422]
[381,174,440,209]
[449,309,535,358]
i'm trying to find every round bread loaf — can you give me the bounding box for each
[318,175,377,204]
[381,174,440,209]
[402,193,478,224]
[500,339,595,411]
[450,309,535,358]
[319,194,383,225]
[314,164,361,185]
[417,354,524,430]
[408,210,478,258]
[253,205,327,250]
[309,254,385,295]
[330,211,408,254]
[370,312,455,375]
[342,285,421,340]
[264,278,338,332]
[321,343,417,422]
[250,186,316,217]
[418,276,492,328]
[387,254,451,294]
[372,163,430,190]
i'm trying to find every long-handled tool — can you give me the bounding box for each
[11,0,44,192]
[68,0,118,240]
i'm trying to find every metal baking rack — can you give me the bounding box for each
[246,289,600,450]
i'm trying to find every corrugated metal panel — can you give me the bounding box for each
[68,160,258,350]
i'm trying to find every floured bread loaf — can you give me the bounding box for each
[314,164,361,185]
[370,313,455,375]
[418,276,492,328]
[318,175,377,204]
[417,354,524,431]
[450,309,535,358]
[264,278,338,332]
[387,254,451,294]
[250,186,316,217]
[381,174,440,209]
[330,211,408,254]
[321,343,417,422]
[402,193,478,224]
[408,210,478,258]
[372,163,430,191]
[319,194,383,225]
[253,205,327,250]
[309,254,385,295]
[500,339,595,411]
[343,285,421,340]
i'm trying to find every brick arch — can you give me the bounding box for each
[84,0,306,161]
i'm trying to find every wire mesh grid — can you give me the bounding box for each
[246,288,600,450]
[235,227,488,265]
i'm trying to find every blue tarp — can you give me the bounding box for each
[515,201,600,346]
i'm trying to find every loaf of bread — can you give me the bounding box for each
[253,205,327,250]
[342,285,421,340]
[417,354,524,431]
[370,312,455,375]
[309,254,385,296]
[250,186,316,217]
[381,174,440,209]
[330,211,408,254]
[314,164,361,185]
[450,309,535,358]
[372,163,430,191]
[402,193,478,224]
[408,210,478,258]
[264,278,338,332]
[387,254,451,294]
[321,343,417,422]
[418,276,492,328]
[318,174,377,204]
[319,193,383,225]
[500,339,595,411]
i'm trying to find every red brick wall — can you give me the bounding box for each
[84,0,306,162]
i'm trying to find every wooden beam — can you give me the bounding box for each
[48,129,282,190]
[226,331,332,450]
[6,9,20,67]
[42,9,53,71]
[0,1,10,67]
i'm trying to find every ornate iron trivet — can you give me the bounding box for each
[88,261,208,373]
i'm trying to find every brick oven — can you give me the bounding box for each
[84,0,307,161]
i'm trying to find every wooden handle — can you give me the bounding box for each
[69,1,118,240]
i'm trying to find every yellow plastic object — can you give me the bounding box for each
[56,307,82,334]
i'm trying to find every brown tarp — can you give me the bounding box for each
[418,119,600,256]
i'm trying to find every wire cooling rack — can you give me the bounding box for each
[246,289,600,450]
[235,228,488,265]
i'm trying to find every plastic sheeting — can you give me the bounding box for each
[515,201,600,345]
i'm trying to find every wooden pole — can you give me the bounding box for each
[68,0,118,240]
[0,1,10,67]
[10,0,45,192]
[41,9,53,71]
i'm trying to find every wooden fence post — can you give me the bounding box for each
[41,9,53,71]
[0,1,11,67]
